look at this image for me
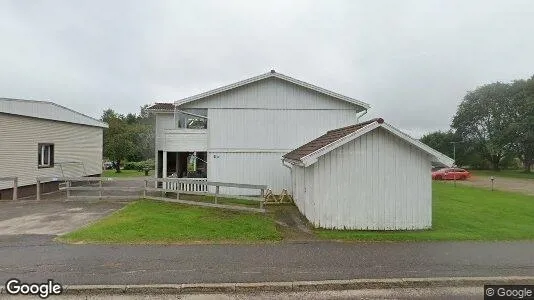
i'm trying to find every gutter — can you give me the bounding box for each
[356,109,368,122]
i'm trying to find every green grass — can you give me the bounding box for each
[102,169,153,178]
[316,182,534,241]
[179,193,261,208]
[61,200,281,243]
[470,169,534,180]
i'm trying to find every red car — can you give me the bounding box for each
[432,168,471,180]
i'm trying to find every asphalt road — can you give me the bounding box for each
[1,235,533,285]
[0,287,484,300]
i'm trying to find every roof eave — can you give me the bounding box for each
[173,71,370,110]
[297,122,455,168]
[282,157,305,167]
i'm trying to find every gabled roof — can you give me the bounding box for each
[147,102,175,111]
[283,118,454,167]
[0,98,108,128]
[283,118,383,162]
[173,70,370,110]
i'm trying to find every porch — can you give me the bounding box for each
[157,151,208,192]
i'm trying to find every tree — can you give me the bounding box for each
[101,106,155,173]
[508,77,534,172]
[420,130,482,167]
[420,131,456,159]
[103,115,135,173]
[451,82,517,170]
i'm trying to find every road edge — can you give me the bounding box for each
[1,276,530,295]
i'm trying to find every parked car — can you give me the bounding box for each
[432,168,471,180]
[102,161,114,170]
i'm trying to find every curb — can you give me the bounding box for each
[33,276,534,295]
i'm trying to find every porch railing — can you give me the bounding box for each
[165,178,207,192]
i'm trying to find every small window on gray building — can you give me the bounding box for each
[38,143,54,168]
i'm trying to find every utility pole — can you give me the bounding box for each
[450,141,459,167]
[450,141,461,187]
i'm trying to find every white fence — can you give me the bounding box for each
[34,177,268,213]
[165,178,207,192]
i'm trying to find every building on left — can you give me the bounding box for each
[0,98,108,199]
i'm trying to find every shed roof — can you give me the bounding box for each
[153,70,369,110]
[147,102,175,111]
[283,118,454,167]
[0,98,108,128]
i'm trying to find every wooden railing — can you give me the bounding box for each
[0,177,18,200]
[35,177,268,213]
[146,178,267,213]
[165,178,207,192]
[36,177,145,201]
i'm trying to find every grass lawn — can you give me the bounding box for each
[102,169,153,177]
[61,199,281,243]
[470,169,534,180]
[316,182,534,241]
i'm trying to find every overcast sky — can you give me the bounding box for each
[1,0,533,137]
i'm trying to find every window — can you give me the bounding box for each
[186,117,207,129]
[38,143,54,168]
[175,109,208,129]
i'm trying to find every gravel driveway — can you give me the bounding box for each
[457,175,534,196]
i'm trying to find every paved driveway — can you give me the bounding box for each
[0,200,125,235]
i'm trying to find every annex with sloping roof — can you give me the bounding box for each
[283,118,453,230]
[0,98,106,199]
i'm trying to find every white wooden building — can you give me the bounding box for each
[147,70,370,194]
[0,98,107,199]
[282,118,454,230]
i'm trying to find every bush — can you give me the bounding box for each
[123,159,155,172]
[123,161,140,170]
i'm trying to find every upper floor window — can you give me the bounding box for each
[175,109,207,129]
[38,143,54,168]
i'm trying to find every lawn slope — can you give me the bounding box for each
[62,200,281,243]
[316,182,534,241]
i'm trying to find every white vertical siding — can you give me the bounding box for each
[159,76,365,194]
[208,109,359,150]
[292,128,432,230]
[0,113,103,189]
[208,152,291,195]
[162,129,207,152]
[155,113,174,150]
[180,77,359,110]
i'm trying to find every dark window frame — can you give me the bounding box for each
[37,143,55,168]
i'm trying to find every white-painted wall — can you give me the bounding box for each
[179,77,362,110]
[292,127,432,230]
[208,152,291,195]
[163,77,364,194]
[0,113,103,189]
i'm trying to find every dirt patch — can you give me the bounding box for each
[267,205,318,241]
[457,175,534,196]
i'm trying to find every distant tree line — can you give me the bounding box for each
[421,75,534,172]
[101,104,155,173]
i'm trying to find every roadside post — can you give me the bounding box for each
[490,176,495,191]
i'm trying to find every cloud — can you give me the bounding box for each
[1,0,533,136]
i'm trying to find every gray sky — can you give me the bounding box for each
[1,0,533,137]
